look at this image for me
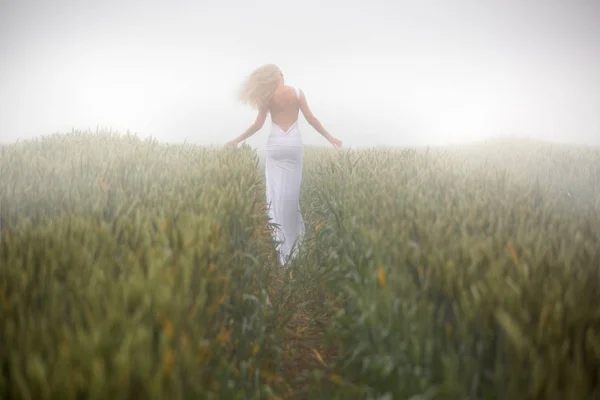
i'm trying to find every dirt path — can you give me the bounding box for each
[267,267,339,399]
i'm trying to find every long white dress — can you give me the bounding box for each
[265,86,306,266]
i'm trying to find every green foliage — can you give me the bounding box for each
[302,144,600,399]
[3,132,600,399]
[0,132,282,399]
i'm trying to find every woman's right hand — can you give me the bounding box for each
[225,138,239,147]
[327,135,342,148]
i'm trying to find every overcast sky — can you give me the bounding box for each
[1,0,599,148]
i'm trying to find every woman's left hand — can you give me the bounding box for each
[226,139,239,147]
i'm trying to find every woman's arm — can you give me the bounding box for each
[227,108,268,146]
[298,90,342,148]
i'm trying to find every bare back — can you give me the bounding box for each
[268,85,300,132]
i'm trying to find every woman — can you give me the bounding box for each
[226,64,342,266]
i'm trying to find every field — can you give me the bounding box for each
[1,131,600,399]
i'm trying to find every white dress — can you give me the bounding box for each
[265,86,306,266]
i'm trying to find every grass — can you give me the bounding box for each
[1,131,600,399]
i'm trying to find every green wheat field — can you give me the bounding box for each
[1,131,599,399]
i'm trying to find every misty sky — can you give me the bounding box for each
[1,0,599,148]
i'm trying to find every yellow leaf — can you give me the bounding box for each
[377,265,386,288]
[312,348,327,367]
[315,221,326,232]
[217,329,231,343]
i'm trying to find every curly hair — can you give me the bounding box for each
[238,64,282,110]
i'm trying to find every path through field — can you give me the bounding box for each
[257,149,342,399]
[267,268,337,399]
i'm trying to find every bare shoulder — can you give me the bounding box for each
[272,85,300,103]
[284,85,302,100]
[283,85,299,94]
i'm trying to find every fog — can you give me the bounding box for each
[1,0,599,150]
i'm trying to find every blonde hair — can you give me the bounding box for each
[238,64,282,110]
